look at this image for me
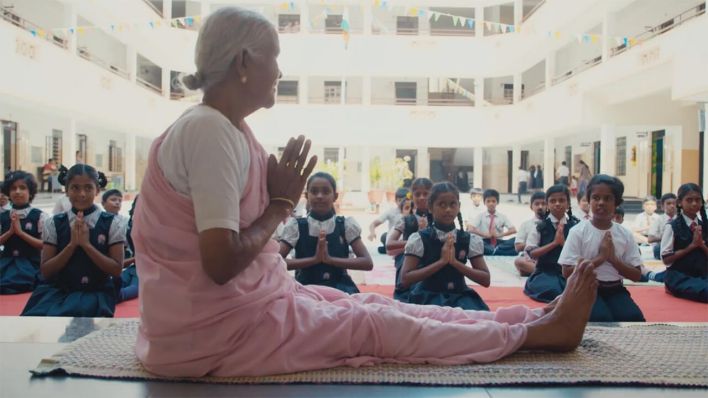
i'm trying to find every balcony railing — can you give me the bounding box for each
[521,82,546,99]
[276,95,299,104]
[611,3,705,56]
[141,0,163,17]
[136,77,162,95]
[552,55,601,85]
[521,0,546,23]
[485,97,514,105]
[77,47,130,79]
[1,7,68,50]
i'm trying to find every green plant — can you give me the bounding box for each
[369,157,382,189]
[316,160,340,182]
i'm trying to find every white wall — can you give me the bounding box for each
[554,41,601,76]
[522,60,545,92]
[1,0,65,34]
[76,16,127,71]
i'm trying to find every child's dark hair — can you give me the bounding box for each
[426,181,464,232]
[102,189,123,203]
[58,164,108,189]
[306,172,337,193]
[576,190,586,203]
[585,174,624,206]
[530,191,545,204]
[614,206,625,218]
[676,183,707,242]
[483,189,499,202]
[409,178,433,215]
[395,187,410,200]
[1,171,38,202]
[538,184,576,231]
[660,193,677,205]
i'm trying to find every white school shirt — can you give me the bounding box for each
[280,214,362,248]
[525,214,569,252]
[515,218,541,247]
[648,213,672,241]
[558,221,642,282]
[660,214,703,266]
[404,227,484,259]
[158,104,249,234]
[558,165,570,178]
[633,212,661,236]
[43,209,125,247]
[375,206,403,231]
[472,211,515,236]
[518,169,530,183]
[465,204,484,227]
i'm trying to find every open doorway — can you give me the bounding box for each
[651,130,665,198]
[2,120,18,173]
[395,149,417,184]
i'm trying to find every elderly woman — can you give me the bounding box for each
[133,7,599,378]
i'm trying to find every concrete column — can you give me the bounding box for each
[513,0,522,27]
[512,145,521,194]
[601,10,611,62]
[163,0,172,20]
[63,119,77,167]
[362,76,372,105]
[127,45,137,83]
[545,53,555,89]
[544,137,554,189]
[475,7,484,37]
[64,4,77,55]
[416,147,429,179]
[161,66,170,98]
[475,77,484,107]
[600,124,616,175]
[125,132,136,191]
[200,0,210,18]
[340,78,346,105]
[338,147,345,191]
[513,73,522,103]
[361,146,370,192]
[473,146,484,189]
[298,75,309,104]
[300,0,309,34]
[363,0,372,35]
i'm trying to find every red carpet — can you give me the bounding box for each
[2,286,706,322]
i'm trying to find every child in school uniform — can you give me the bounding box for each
[399,182,490,310]
[102,190,139,302]
[576,191,591,221]
[465,187,484,232]
[470,189,518,256]
[279,172,372,294]
[660,183,707,303]
[0,171,49,294]
[386,178,433,300]
[524,185,580,303]
[559,175,645,322]
[632,196,660,245]
[648,193,677,262]
[613,206,625,224]
[0,192,11,212]
[514,192,546,276]
[368,187,409,254]
[21,164,125,317]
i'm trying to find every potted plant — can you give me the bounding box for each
[368,157,384,210]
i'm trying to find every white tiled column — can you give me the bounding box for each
[361,146,370,192]
[63,118,77,167]
[513,73,522,103]
[475,77,484,107]
[64,4,77,55]
[363,0,372,35]
[299,76,308,105]
[163,0,172,20]
[600,124,615,175]
[513,0,522,27]
[161,66,170,98]
[545,53,555,89]
[362,76,371,105]
[704,104,708,197]
[300,0,309,34]
[512,145,521,193]
[475,6,484,37]
[125,133,136,191]
[473,146,484,189]
[416,147,429,179]
[544,137,555,189]
[127,45,137,84]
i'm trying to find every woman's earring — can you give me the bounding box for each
[241,76,248,84]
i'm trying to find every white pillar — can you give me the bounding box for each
[298,75,308,104]
[63,119,77,167]
[600,124,615,175]
[363,1,372,35]
[475,77,484,106]
[361,146,370,192]
[200,0,210,18]
[127,45,137,83]
[545,53,555,89]
[416,147,429,179]
[601,10,611,62]
[513,0,522,27]
[338,147,345,191]
[125,133,136,191]
[64,4,77,55]
[340,78,346,105]
[544,137,554,189]
[475,6,484,37]
[473,146,484,189]
[362,76,371,105]
[513,73,522,103]
[512,145,521,193]
[300,0,309,34]
[161,66,170,98]
[163,0,172,20]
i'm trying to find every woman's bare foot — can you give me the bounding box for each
[522,260,598,352]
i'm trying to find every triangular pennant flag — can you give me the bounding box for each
[467,19,475,29]
[591,34,598,43]
[185,17,194,26]
[509,25,515,33]
[418,9,425,17]
[289,1,295,11]
[410,7,418,16]
[148,21,154,28]
[69,27,75,34]
[629,37,637,46]
[554,31,561,39]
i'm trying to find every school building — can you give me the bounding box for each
[1,0,707,201]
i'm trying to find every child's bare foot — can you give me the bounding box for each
[522,260,598,352]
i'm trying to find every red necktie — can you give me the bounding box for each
[489,213,497,246]
[690,221,697,232]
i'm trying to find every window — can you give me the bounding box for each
[565,146,572,174]
[324,148,339,163]
[325,15,343,33]
[395,82,417,104]
[397,16,418,35]
[503,83,513,100]
[278,14,300,33]
[616,137,627,176]
[49,130,62,165]
[277,80,298,103]
[77,134,87,163]
[324,81,342,104]
[109,140,123,173]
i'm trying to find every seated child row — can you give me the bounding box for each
[0,165,139,317]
